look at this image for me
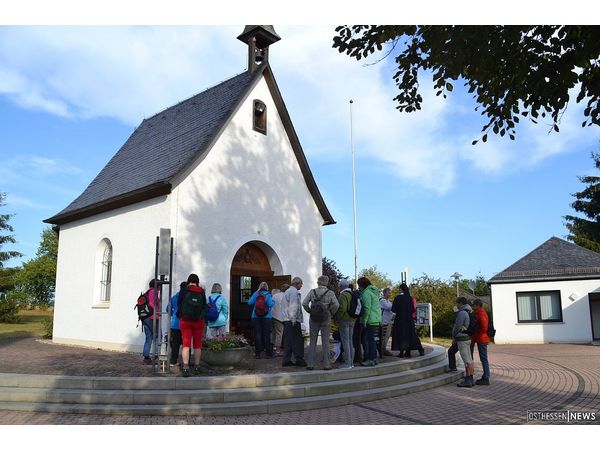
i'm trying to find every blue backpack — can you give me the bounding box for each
[205,294,221,322]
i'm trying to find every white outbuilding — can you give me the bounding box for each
[45,26,334,352]
[489,236,600,344]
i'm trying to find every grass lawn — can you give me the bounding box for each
[0,309,53,340]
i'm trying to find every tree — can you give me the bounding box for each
[410,274,456,337]
[358,265,395,293]
[459,273,491,296]
[15,227,58,306]
[565,152,600,252]
[0,192,23,269]
[322,257,346,292]
[333,26,600,143]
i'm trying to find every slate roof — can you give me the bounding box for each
[488,236,600,284]
[45,64,334,226]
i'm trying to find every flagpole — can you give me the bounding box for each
[350,99,358,283]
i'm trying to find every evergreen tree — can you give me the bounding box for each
[0,192,22,269]
[565,152,600,252]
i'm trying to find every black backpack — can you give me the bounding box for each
[487,320,496,338]
[348,290,362,318]
[309,289,330,323]
[180,287,207,319]
[134,290,153,325]
[464,310,479,336]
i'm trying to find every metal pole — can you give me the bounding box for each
[152,236,159,373]
[166,237,174,370]
[350,99,358,283]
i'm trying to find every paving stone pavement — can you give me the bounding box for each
[0,338,599,425]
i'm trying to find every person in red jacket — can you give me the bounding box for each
[470,299,491,385]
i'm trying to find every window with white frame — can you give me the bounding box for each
[99,239,112,304]
[516,290,562,323]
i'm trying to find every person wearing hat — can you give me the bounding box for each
[302,275,340,370]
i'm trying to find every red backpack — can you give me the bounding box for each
[254,292,268,316]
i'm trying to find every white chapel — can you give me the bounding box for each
[45,26,335,351]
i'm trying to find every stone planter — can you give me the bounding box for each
[201,347,251,369]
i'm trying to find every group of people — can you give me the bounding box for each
[246,274,427,370]
[140,274,230,377]
[447,296,491,387]
[140,274,491,384]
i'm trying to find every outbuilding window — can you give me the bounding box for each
[516,290,562,323]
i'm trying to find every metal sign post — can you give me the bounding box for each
[152,229,173,374]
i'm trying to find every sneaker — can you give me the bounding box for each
[475,378,490,386]
[445,368,458,373]
[295,360,307,367]
[361,360,375,367]
[457,379,474,388]
[193,366,202,375]
[282,361,295,367]
[341,365,354,369]
[182,367,190,378]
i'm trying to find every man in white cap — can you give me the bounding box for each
[302,275,339,370]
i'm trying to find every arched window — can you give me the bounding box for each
[253,99,267,134]
[99,240,112,303]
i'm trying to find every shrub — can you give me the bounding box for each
[411,274,456,338]
[0,291,22,323]
[42,316,53,339]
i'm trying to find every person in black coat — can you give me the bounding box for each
[391,283,425,358]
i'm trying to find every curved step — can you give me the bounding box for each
[0,345,462,415]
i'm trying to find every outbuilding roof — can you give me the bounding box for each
[488,236,600,284]
[45,64,334,226]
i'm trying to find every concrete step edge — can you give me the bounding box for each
[0,372,462,416]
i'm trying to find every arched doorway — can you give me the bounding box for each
[229,242,290,339]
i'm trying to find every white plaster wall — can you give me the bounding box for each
[53,196,171,351]
[53,74,326,351]
[170,76,323,329]
[491,279,599,344]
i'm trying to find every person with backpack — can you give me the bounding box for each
[205,283,228,339]
[302,275,339,370]
[248,282,275,359]
[454,296,475,387]
[178,273,208,377]
[357,277,382,367]
[168,281,187,368]
[334,278,355,369]
[391,283,425,358]
[470,298,491,385]
[141,279,160,365]
[351,284,367,364]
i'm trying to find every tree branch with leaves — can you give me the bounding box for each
[333,25,600,144]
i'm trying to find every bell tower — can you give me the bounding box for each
[237,25,281,73]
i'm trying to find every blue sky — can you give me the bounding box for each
[1,20,599,287]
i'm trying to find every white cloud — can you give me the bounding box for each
[1,25,599,196]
